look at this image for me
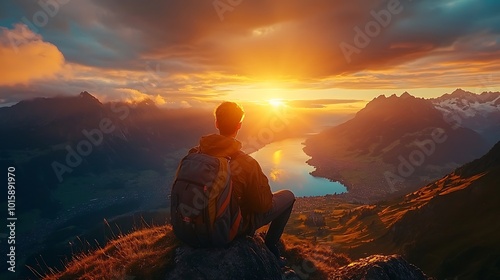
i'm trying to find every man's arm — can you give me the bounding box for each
[250,163,273,213]
[234,154,273,213]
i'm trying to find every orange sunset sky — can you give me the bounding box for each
[0,0,499,110]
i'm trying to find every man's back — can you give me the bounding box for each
[191,133,273,233]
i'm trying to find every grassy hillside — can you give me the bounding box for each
[40,225,179,279]
[40,224,351,280]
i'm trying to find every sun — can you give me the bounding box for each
[268,99,285,108]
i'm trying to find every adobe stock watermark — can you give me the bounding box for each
[213,0,243,21]
[51,103,132,182]
[339,0,414,63]
[139,61,163,91]
[51,62,163,182]
[383,128,448,192]
[239,106,295,154]
[384,110,464,192]
[6,167,17,273]
[7,0,71,53]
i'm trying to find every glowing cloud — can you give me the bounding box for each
[116,88,167,105]
[0,24,64,86]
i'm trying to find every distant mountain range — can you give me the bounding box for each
[351,139,500,279]
[0,92,215,216]
[432,88,500,145]
[305,90,498,202]
[0,91,212,152]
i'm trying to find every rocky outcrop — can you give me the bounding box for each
[165,235,289,280]
[165,234,431,280]
[332,255,432,280]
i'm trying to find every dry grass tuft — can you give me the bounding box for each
[42,225,179,280]
[280,234,351,280]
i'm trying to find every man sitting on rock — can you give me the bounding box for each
[192,101,296,261]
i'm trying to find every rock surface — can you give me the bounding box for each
[165,234,431,280]
[165,235,286,280]
[332,255,432,280]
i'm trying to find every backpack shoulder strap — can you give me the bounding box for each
[229,150,244,161]
[188,146,200,154]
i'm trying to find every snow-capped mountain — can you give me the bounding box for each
[432,89,500,145]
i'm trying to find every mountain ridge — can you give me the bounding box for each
[350,140,500,279]
[431,89,500,145]
[304,91,491,202]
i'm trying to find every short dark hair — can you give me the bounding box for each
[215,102,245,136]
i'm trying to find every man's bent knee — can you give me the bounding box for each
[273,189,295,208]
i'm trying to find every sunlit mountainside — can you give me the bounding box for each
[304,90,499,202]
[281,140,500,279]
[348,140,500,279]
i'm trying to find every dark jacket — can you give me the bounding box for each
[190,134,273,233]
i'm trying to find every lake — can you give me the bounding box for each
[250,138,347,197]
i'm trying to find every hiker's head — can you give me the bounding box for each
[215,102,245,137]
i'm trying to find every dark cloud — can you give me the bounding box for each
[76,1,500,76]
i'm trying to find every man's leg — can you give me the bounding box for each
[253,190,295,258]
